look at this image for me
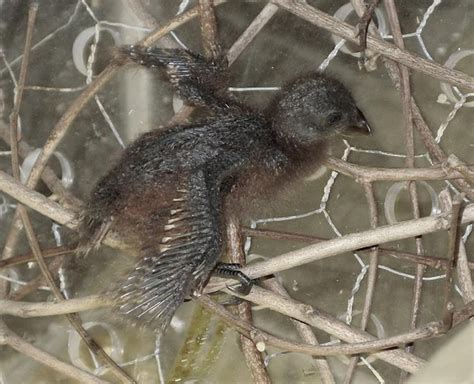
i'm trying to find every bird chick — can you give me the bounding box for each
[79,47,370,332]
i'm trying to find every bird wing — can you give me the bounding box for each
[121,46,228,111]
[116,169,222,331]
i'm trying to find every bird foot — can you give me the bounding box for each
[213,262,253,295]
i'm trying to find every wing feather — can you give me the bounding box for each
[120,46,230,112]
[115,170,222,331]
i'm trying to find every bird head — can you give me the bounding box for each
[269,72,370,150]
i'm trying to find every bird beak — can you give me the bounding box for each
[350,110,372,135]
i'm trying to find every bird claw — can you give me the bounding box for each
[216,294,244,306]
[226,279,253,296]
[213,262,254,296]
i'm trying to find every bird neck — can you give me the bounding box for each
[271,126,329,165]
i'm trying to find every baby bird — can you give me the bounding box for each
[80,47,370,331]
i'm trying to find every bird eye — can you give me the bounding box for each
[327,112,342,125]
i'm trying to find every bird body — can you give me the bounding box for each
[80,47,370,331]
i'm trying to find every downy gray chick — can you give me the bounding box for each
[79,47,370,331]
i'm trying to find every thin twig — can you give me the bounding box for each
[222,286,425,373]
[382,3,427,382]
[1,216,466,275]
[354,0,381,68]
[1,218,465,275]
[242,227,474,271]
[126,0,177,48]
[8,1,37,178]
[441,194,464,329]
[452,300,474,326]
[206,204,474,292]
[199,0,221,59]
[18,206,135,384]
[263,278,336,384]
[375,4,474,201]
[0,170,129,251]
[0,320,109,384]
[271,0,474,91]
[3,0,38,299]
[439,192,474,304]
[0,170,79,226]
[9,40,127,373]
[0,121,81,207]
[227,214,271,384]
[324,157,474,182]
[0,295,110,317]
[0,63,118,264]
[4,292,472,353]
[454,238,474,303]
[21,62,120,192]
[343,182,379,383]
[0,245,75,269]
[127,0,160,29]
[197,295,445,357]
[227,2,279,65]
[7,255,64,301]
[446,154,474,186]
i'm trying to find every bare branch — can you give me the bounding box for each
[227,214,271,384]
[0,320,109,384]
[221,286,425,373]
[18,205,135,384]
[199,0,221,59]
[263,278,336,384]
[0,295,110,317]
[324,157,474,182]
[344,182,379,381]
[441,193,464,329]
[382,3,428,381]
[227,3,279,65]
[197,295,445,358]
[272,0,474,91]
[0,245,75,269]
[242,227,474,271]
[206,204,474,291]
